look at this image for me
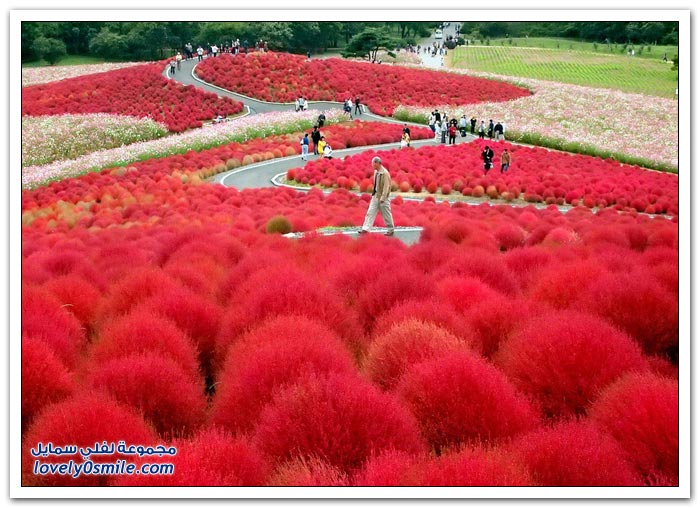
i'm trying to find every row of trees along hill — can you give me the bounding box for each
[459,21,678,45]
[22,21,438,64]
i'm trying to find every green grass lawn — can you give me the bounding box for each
[481,37,677,60]
[451,40,678,97]
[22,55,118,68]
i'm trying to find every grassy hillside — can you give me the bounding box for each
[450,40,678,98]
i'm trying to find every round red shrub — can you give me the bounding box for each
[88,308,200,379]
[397,352,540,449]
[42,274,101,332]
[217,266,364,362]
[462,296,532,357]
[269,456,349,486]
[527,260,606,309]
[22,284,86,368]
[85,353,206,438]
[372,297,475,345]
[113,427,269,486]
[495,310,649,419]
[22,337,75,432]
[252,372,426,473]
[210,315,357,434]
[508,420,640,486]
[417,447,533,486]
[22,393,156,486]
[352,450,422,486]
[588,372,678,484]
[363,319,474,390]
[577,270,678,357]
[137,285,222,372]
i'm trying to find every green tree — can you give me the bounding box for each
[256,22,294,51]
[31,36,67,65]
[341,28,398,62]
[21,22,43,61]
[88,28,129,60]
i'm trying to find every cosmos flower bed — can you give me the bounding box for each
[394,68,679,170]
[22,186,678,485]
[22,114,169,167]
[22,62,244,132]
[22,116,420,190]
[289,141,678,215]
[194,52,531,115]
[22,62,145,87]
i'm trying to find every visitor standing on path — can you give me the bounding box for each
[441,120,448,144]
[311,126,321,155]
[197,46,204,61]
[354,96,363,115]
[500,148,511,173]
[434,120,442,142]
[458,115,468,137]
[478,121,485,139]
[300,133,310,161]
[470,116,477,134]
[169,59,176,76]
[175,52,182,70]
[494,121,504,141]
[359,156,395,237]
[428,111,436,133]
[488,119,495,140]
[448,123,457,144]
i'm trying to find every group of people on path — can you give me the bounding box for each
[301,124,333,161]
[428,111,506,143]
[343,97,363,118]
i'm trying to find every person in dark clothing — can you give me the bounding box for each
[311,126,321,155]
[402,124,411,137]
[434,109,441,123]
[487,119,495,140]
[482,145,494,173]
[470,116,477,134]
[354,96,362,115]
[494,121,504,141]
[317,113,326,127]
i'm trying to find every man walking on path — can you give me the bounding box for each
[478,121,486,139]
[197,46,204,61]
[500,148,511,173]
[354,96,363,116]
[175,52,182,70]
[494,121,504,141]
[482,145,495,173]
[470,116,477,134]
[488,119,495,140]
[359,156,395,237]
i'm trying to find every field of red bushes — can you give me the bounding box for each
[289,141,679,215]
[22,167,679,485]
[20,58,679,487]
[194,52,531,115]
[22,62,244,132]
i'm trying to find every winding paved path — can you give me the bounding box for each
[164,52,479,244]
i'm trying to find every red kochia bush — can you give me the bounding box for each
[352,450,423,486]
[577,270,679,357]
[136,285,223,371]
[416,447,533,486]
[396,352,540,450]
[526,259,607,309]
[495,311,648,419]
[210,316,357,434]
[42,274,101,333]
[252,372,426,473]
[88,308,200,379]
[508,421,640,486]
[362,319,474,390]
[269,456,350,486]
[85,353,206,438]
[22,284,86,368]
[216,267,364,363]
[22,337,75,432]
[462,296,534,358]
[22,393,156,486]
[113,428,269,486]
[355,268,436,334]
[588,373,679,484]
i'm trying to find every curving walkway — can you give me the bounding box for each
[165,55,479,244]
